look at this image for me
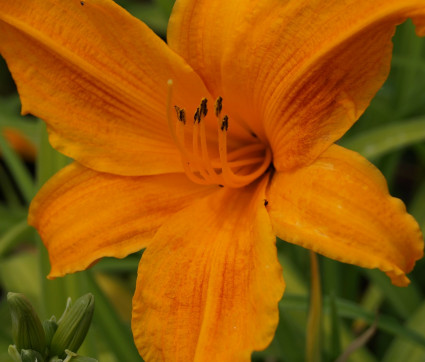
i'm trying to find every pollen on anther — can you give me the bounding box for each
[200,98,208,118]
[194,108,201,123]
[221,115,229,131]
[174,106,186,124]
[215,96,223,117]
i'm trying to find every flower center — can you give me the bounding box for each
[167,80,272,188]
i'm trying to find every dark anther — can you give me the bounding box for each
[215,96,223,117]
[221,115,229,131]
[80,1,85,5]
[264,199,269,206]
[194,108,201,123]
[179,109,186,124]
[250,131,258,138]
[200,98,208,118]
[174,106,186,124]
[174,105,181,118]
[218,184,224,188]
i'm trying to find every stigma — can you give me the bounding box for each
[166,80,272,188]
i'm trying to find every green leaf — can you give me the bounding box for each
[84,271,140,361]
[362,269,421,319]
[383,301,425,362]
[0,96,39,145]
[154,0,175,19]
[335,319,378,362]
[341,117,425,160]
[0,133,34,203]
[409,180,425,231]
[0,253,41,308]
[392,20,425,118]
[0,164,21,209]
[0,219,33,257]
[282,295,425,349]
[127,3,169,36]
[328,292,342,361]
[306,252,322,362]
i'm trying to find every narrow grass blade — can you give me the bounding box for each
[0,164,21,208]
[363,269,421,319]
[328,292,342,361]
[0,133,34,203]
[283,295,425,349]
[336,318,378,362]
[85,271,141,361]
[307,252,322,362]
[0,219,32,257]
[341,117,425,160]
[383,301,425,362]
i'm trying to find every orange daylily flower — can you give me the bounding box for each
[1,0,424,360]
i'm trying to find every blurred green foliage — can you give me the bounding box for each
[1,1,425,361]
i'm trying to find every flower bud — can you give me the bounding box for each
[58,298,72,324]
[7,292,46,355]
[50,294,94,358]
[20,349,44,362]
[8,345,21,362]
[42,317,58,348]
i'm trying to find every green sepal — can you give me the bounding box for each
[50,294,95,358]
[57,298,72,325]
[20,349,45,362]
[43,317,58,348]
[8,345,22,362]
[7,292,46,355]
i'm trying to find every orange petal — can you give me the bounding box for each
[267,145,424,287]
[132,176,285,361]
[29,163,215,278]
[168,0,425,169]
[0,0,210,176]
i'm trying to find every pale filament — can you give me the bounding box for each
[166,80,272,188]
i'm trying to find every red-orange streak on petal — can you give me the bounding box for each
[28,162,216,279]
[132,175,285,361]
[0,0,211,176]
[267,145,424,287]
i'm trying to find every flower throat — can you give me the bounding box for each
[167,80,271,188]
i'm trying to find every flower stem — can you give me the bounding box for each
[306,251,322,362]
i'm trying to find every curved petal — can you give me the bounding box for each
[29,163,216,278]
[132,176,284,361]
[0,0,210,175]
[267,145,424,287]
[168,0,425,169]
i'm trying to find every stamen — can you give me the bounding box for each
[176,107,186,124]
[198,100,221,183]
[221,115,229,131]
[194,108,201,123]
[200,98,208,118]
[167,82,272,188]
[215,96,223,117]
[167,80,208,184]
[217,113,272,187]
